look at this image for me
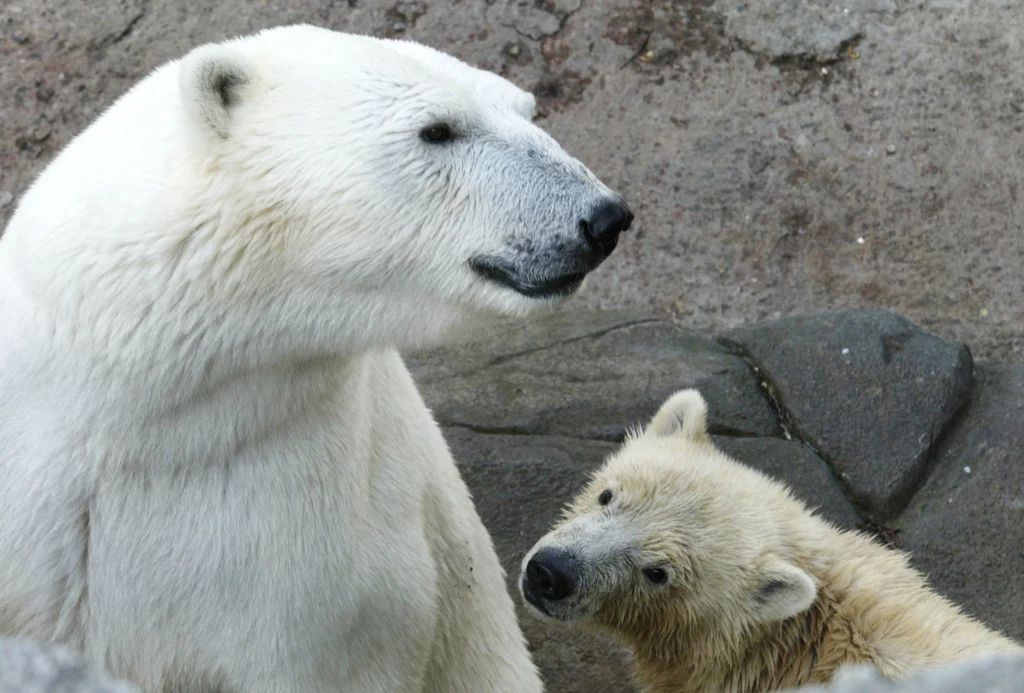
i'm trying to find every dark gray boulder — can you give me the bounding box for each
[410,309,778,442]
[899,365,1024,642]
[442,428,636,692]
[722,310,973,520]
[712,436,862,531]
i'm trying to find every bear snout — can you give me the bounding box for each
[469,195,632,300]
[579,197,633,259]
[522,548,580,611]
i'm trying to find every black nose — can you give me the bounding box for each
[579,198,633,258]
[524,549,579,603]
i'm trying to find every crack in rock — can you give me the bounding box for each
[718,335,870,521]
[89,1,150,52]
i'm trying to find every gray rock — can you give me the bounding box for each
[495,0,581,41]
[722,0,897,62]
[442,428,638,692]
[0,640,138,693]
[712,435,862,530]
[899,365,1024,642]
[790,655,1024,693]
[722,310,973,520]
[410,310,778,442]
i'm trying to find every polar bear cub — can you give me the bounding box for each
[522,390,1022,693]
[0,25,632,693]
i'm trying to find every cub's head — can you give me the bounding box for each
[177,25,630,346]
[520,390,818,647]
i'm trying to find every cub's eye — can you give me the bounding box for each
[598,489,612,506]
[420,123,456,144]
[643,567,668,585]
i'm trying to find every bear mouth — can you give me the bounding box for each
[469,257,589,299]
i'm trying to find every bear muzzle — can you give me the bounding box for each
[470,196,633,299]
[522,548,581,615]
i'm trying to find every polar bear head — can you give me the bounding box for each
[173,25,630,350]
[520,390,818,648]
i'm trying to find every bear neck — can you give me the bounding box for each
[626,586,850,693]
[807,525,1023,678]
[622,516,1021,693]
[0,192,472,470]
[2,190,474,400]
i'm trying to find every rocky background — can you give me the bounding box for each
[4,0,1024,363]
[2,0,1023,691]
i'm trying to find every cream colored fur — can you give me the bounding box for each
[523,390,1022,693]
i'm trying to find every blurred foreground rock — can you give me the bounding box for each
[791,655,1024,693]
[0,640,137,693]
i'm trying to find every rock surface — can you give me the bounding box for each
[4,0,1024,362]
[441,428,635,690]
[722,310,973,520]
[0,640,138,693]
[722,0,897,62]
[412,310,777,441]
[899,364,1024,642]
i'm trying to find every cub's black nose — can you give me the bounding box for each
[579,198,633,258]
[524,549,579,603]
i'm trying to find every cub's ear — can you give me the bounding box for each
[645,389,709,442]
[750,557,817,623]
[179,43,255,138]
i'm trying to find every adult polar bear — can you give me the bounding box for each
[0,25,631,693]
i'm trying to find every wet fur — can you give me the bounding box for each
[525,390,1022,693]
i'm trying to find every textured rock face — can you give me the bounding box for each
[0,639,138,693]
[899,365,1024,643]
[722,310,973,520]
[722,0,898,62]
[439,429,635,690]
[712,435,861,531]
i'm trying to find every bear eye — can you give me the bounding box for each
[643,567,668,585]
[420,123,456,144]
[598,489,612,506]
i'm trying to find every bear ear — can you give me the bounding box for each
[749,557,817,623]
[645,389,710,442]
[179,43,255,139]
[518,92,538,120]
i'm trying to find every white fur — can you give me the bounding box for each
[0,25,623,692]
